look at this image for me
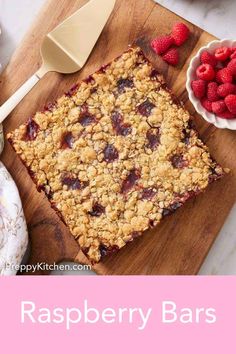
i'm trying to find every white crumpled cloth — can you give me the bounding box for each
[0,160,28,275]
[0,70,28,275]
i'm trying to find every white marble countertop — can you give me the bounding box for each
[0,0,236,275]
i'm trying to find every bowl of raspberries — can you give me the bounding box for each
[186,39,236,130]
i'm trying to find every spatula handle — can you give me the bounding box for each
[0,73,40,124]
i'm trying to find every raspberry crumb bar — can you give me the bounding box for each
[8,47,226,263]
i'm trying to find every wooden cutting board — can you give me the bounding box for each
[1,0,236,275]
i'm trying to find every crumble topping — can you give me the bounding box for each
[8,47,225,263]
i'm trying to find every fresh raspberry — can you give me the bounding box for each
[217,83,236,97]
[162,48,179,66]
[215,47,231,61]
[201,98,213,112]
[215,61,225,70]
[151,35,174,55]
[212,100,226,115]
[171,22,190,46]
[230,51,236,60]
[216,68,233,83]
[207,82,219,102]
[227,59,236,75]
[218,109,236,119]
[225,94,236,114]
[196,64,215,81]
[200,51,217,67]
[191,79,206,98]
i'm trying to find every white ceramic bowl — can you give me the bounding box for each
[186,39,236,130]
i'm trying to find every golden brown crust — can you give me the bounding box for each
[8,47,225,263]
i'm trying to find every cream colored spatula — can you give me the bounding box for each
[0,0,116,124]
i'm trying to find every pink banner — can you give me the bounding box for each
[0,276,235,353]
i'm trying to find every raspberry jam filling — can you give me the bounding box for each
[162,202,182,216]
[171,154,188,169]
[146,129,161,150]
[65,84,79,97]
[182,129,191,145]
[60,132,74,149]
[61,174,88,190]
[111,112,132,136]
[131,231,142,239]
[24,118,39,141]
[141,188,157,200]
[88,203,105,217]
[44,102,56,112]
[99,63,110,74]
[209,167,223,182]
[99,244,119,258]
[79,104,95,127]
[150,69,159,79]
[117,78,134,93]
[90,87,97,94]
[162,191,197,216]
[137,99,155,117]
[121,169,141,194]
[84,75,95,85]
[103,144,119,162]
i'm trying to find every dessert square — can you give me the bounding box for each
[8,47,225,263]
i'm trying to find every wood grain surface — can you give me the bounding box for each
[1,0,236,275]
